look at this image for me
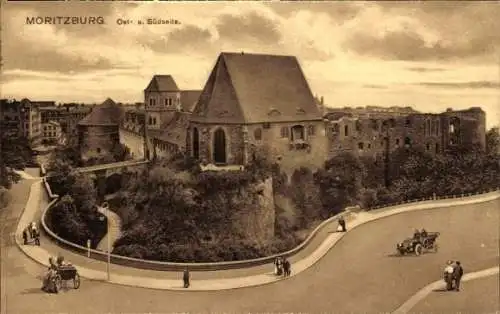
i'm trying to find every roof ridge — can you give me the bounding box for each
[220,54,247,122]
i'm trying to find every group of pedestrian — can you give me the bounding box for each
[443,260,464,291]
[23,221,40,245]
[274,256,291,277]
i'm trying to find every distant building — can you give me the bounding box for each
[39,104,91,145]
[186,52,328,174]
[42,121,62,145]
[0,98,42,146]
[77,98,124,162]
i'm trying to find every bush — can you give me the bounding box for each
[0,187,10,209]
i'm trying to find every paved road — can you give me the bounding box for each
[2,178,499,313]
[412,273,499,313]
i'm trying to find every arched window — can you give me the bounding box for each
[291,125,305,141]
[308,125,316,136]
[254,128,262,141]
[213,128,226,164]
[192,127,199,159]
[404,137,412,148]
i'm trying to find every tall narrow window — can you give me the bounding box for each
[280,126,289,138]
[308,125,316,136]
[254,128,262,141]
[344,125,349,137]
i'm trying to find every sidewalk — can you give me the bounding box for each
[15,175,500,291]
[96,206,122,252]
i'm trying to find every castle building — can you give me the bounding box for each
[117,52,487,174]
[325,106,486,159]
[77,98,124,162]
[186,52,328,174]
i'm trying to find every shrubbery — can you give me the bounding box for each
[46,157,107,248]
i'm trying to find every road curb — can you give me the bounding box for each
[15,180,500,291]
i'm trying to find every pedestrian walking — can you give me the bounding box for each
[183,267,190,288]
[444,260,455,291]
[338,216,347,232]
[453,261,464,291]
[22,229,28,245]
[283,259,291,277]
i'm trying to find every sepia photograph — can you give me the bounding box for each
[0,1,499,313]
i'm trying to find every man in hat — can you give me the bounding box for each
[183,267,190,288]
[338,216,347,232]
[453,261,464,291]
[444,260,455,291]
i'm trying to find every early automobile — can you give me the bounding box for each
[53,264,81,292]
[396,232,440,256]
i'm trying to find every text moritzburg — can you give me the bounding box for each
[26,16,105,25]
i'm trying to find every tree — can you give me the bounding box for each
[315,153,365,216]
[111,143,131,162]
[70,174,98,218]
[486,127,500,155]
[0,133,35,188]
[46,158,77,196]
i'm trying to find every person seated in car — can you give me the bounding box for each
[420,228,428,238]
[413,229,421,240]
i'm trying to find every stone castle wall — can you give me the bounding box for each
[229,177,275,242]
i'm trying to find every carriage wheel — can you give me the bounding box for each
[415,244,423,256]
[74,273,81,289]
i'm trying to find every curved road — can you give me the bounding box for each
[2,178,499,313]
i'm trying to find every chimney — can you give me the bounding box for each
[320,96,324,105]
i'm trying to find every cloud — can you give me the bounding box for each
[345,29,496,62]
[363,84,388,89]
[215,12,282,45]
[408,67,446,73]
[417,81,500,89]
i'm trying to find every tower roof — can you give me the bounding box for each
[78,98,124,126]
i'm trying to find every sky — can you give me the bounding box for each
[1,1,499,128]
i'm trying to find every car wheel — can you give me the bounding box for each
[415,244,423,256]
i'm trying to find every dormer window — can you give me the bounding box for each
[296,107,306,115]
[268,109,281,116]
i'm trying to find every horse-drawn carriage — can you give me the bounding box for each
[396,231,440,256]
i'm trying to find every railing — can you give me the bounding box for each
[75,159,149,173]
[39,177,500,271]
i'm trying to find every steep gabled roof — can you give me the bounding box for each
[180,90,202,112]
[78,98,124,126]
[190,52,322,124]
[145,75,179,92]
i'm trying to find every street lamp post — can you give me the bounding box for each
[107,205,111,281]
[383,119,392,188]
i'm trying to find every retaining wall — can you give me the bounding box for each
[39,175,499,271]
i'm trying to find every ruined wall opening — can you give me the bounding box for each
[192,127,199,160]
[213,128,226,164]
